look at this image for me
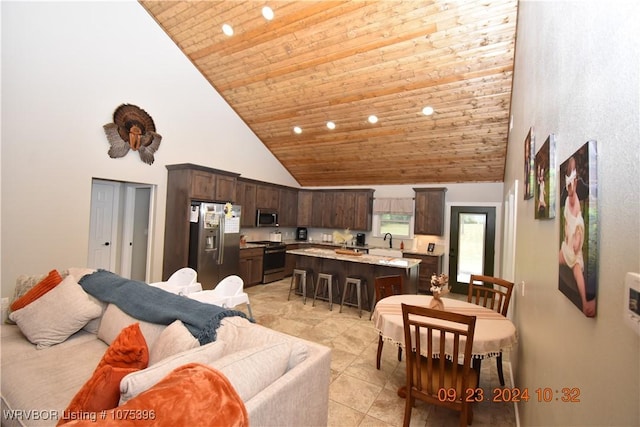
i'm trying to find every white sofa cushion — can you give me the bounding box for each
[217,316,309,370]
[119,339,227,404]
[8,275,102,349]
[149,319,200,365]
[209,341,292,402]
[97,304,166,349]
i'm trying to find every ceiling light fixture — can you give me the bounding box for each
[326,121,336,129]
[293,126,302,134]
[262,6,274,20]
[368,115,378,124]
[222,24,234,36]
[422,106,434,116]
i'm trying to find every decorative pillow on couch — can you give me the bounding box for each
[148,319,200,365]
[58,323,149,426]
[120,339,227,403]
[96,322,149,371]
[64,363,248,427]
[8,275,103,349]
[98,304,166,349]
[10,269,63,311]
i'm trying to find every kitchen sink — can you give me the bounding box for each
[368,248,404,258]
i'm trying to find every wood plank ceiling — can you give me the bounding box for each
[141,0,518,186]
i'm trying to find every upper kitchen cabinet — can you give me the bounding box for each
[256,183,279,210]
[413,187,447,235]
[297,190,313,226]
[305,189,373,230]
[352,190,374,231]
[235,179,257,228]
[166,164,239,203]
[278,187,298,227]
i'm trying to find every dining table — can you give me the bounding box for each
[372,294,517,364]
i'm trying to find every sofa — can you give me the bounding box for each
[1,269,332,427]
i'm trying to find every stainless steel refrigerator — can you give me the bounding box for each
[188,202,242,290]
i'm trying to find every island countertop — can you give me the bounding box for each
[287,247,422,269]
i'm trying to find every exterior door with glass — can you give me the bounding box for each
[449,206,496,294]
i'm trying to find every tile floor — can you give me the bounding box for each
[243,278,517,427]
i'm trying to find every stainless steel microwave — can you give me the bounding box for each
[256,209,278,227]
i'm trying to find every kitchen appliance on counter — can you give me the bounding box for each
[248,241,287,283]
[256,209,278,227]
[269,231,282,242]
[356,232,366,246]
[188,202,242,290]
[296,227,308,241]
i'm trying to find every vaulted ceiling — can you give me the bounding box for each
[141,0,518,186]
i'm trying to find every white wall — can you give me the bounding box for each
[0,1,298,296]
[504,1,639,425]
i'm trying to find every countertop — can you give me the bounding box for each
[287,247,421,269]
[241,240,444,257]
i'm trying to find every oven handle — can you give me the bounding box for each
[264,248,286,255]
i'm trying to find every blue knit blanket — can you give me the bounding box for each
[79,270,251,345]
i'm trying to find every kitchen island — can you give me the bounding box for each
[286,248,422,307]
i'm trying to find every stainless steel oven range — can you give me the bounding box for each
[249,241,287,283]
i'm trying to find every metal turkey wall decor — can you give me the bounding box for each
[103,104,162,165]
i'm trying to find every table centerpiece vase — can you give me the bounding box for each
[428,273,449,311]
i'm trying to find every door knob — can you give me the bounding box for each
[104,242,110,246]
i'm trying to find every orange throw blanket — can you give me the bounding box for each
[63,363,248,427]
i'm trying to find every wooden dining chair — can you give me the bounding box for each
[373,275,404,369]
[401,303,478,427]
[467,274,514,386]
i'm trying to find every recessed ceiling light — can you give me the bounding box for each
[293,126,302,134]
[422,106,434,116]
[368,115,378,124]
[262,6,274,20]
[326,121,336,130]
[222,24,234,36]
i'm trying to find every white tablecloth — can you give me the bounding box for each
[372,295,517,359]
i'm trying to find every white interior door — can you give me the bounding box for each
[88,180,119,271]
[120,185,152,281]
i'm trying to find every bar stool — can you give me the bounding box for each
[312,272,340,311]
[288,268,315,304]
[340,276,369,317]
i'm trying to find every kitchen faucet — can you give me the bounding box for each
[383,233,393,248]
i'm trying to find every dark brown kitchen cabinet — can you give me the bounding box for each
[406,253,443,293]
[215,175,237,202]
[239,247,263,287]
[256,184,279,210]
[413,188,447,235]
[332,192,351,229]
[284,243,299,276]
[179,165,237,202]
[297,191,313,226]
[351,190,373,231]
[236,179,257,228]
[304,189,373,231]
[190,170,215,200]
[163,164,239,280]
[321,192,335,228]
[278,187,298,227]
[311,191,325,227]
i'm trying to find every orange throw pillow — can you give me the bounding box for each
[58,323,149,426]
[10,269,63,311]
[96,323,149,371]
[58,365,137,425]
[62,363,248,427]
